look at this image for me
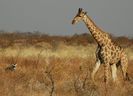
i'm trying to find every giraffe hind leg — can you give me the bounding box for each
[111,64,117,83]
[120,54,130,81]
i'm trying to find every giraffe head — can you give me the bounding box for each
[72,8,87,25]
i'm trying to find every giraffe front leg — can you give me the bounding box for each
[91,59,101,83]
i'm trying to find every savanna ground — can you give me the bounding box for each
[0,32,133,96]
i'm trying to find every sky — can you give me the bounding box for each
[0,0,133,36]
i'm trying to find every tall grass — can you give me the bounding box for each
[0,32,133,96]
[0,42,132,96]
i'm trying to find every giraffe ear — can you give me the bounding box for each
[84,12,87,14]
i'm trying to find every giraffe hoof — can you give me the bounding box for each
[125,73,130,81]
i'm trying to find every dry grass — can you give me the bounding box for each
[0,37,133,96]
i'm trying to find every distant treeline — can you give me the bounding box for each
[0,31,132,47]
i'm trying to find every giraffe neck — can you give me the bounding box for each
[83,15,111,46]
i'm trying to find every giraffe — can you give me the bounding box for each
[72,8,129,84]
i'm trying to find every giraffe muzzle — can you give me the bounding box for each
[72,20,76,25]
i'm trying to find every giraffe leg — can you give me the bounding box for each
[111,64,117,83]
[104,63,109,84]
[120,53,130,81]
[91,59,101,83]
